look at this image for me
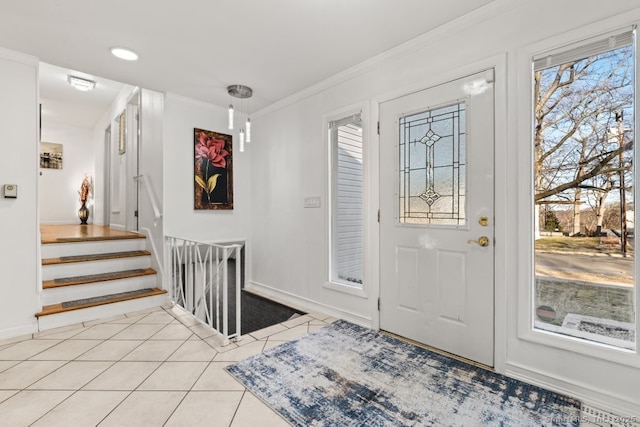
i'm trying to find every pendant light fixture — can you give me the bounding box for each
[227,84,253,152]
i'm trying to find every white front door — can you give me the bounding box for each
[379,70,495,366]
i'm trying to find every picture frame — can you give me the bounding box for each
[40,141,63,169]
[117,110,126,155]
[194,128,233,210]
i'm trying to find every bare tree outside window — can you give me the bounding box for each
[533,35,636,349]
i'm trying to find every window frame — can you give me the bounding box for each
[324,106,368,298]
[517,25,640,367]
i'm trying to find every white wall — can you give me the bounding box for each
[138,89,165,277]
[39,123,94,224]
[0,48,39,338]
[248,0,640,416]
[163,94,251,243]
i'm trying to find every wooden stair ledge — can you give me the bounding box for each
[41,225,146,244]
[36,288,167,317]
[43,268,157,289]
[42,250,151,266]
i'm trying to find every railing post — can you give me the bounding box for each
[215,246,220,333]
[235,244,242,342]
[187,241,193,314]
[208,246,213,330]
[222,246,229,345]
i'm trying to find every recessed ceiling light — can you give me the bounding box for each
[67,75,96,91]
[110,47,138,61]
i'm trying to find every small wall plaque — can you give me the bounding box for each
[4,184,17,198]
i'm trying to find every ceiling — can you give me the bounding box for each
[0,0,496,128]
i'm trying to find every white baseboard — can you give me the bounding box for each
[0,323,38,342]
[505,361,639,420]
[246,280,372,328]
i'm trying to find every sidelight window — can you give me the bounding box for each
[329,113,364,287]
[532,30,636,349]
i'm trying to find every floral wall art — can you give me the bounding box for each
[194,128,233,210]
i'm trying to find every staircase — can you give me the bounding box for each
[37,227,167,330]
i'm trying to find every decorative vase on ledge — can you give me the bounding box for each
[78,202,89,225]
[78,173,92,225]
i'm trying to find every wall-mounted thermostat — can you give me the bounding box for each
[4,184,17,198]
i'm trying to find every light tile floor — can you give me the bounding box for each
[0,305,336,426]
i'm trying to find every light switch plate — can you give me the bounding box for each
[304,196,321,208]
[4,184,17,198]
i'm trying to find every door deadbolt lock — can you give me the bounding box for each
[467,236,490,247]
[479,216,489,227]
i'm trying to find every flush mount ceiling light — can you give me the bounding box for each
[227,84,253,152]
[67,75,96,92]
[110,47,139,61]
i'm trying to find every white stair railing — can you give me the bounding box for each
[134,174,162,226]
[164,236,243,345]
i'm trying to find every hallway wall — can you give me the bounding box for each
[39,123,94,225]
[0,48,39,338]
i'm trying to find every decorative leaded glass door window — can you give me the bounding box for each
[399,102,466,226]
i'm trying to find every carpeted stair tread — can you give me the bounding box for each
[43,268,157,289]
[42,250,151,265]
[36,287,167,317]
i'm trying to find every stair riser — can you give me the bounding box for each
[42,256,152,281]
[41,238,146,258]
[41,274,158,305]
[37,294,169,331]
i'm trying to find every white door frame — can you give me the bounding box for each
[103,125,111,226]
[125,88,141,232]
[369,54,508,373]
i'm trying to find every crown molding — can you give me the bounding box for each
[253,0,528,118]
[0,46,38,66]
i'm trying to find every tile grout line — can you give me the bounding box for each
[0,304,332,426]
[95,312,186,426]
[227,389,249,427]
[21,333,119,426]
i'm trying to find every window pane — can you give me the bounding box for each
[399,102,466,226]
[331,116,363,286]
[533,40,636,349]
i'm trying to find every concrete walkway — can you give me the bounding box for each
[536,251,633,286]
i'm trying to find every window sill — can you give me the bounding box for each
[518,325,640,368]
[323,281,368,299]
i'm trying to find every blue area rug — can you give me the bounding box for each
[226,320,581,426]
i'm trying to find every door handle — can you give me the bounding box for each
[467,236,490,247]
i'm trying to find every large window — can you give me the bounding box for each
[329,113,364,287]
[532,30,636,349]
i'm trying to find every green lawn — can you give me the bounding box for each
[535,236,632,255]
